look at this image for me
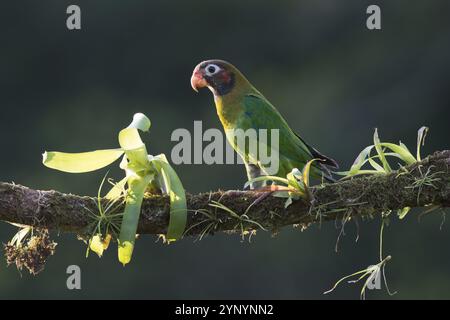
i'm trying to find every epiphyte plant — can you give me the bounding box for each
[244,159,319,208]
[325,127,431,298]
[339,126,429,178]
[42,113,187,265]
[338,126,429,219]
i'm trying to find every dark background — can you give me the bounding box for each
[0,0,449,299]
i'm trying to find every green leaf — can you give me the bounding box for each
[89,234,110,257]
[368,157,385,172]
[119,131,149,170]
[416,126,429,161]
[105,177,128,200]
[116,115,154,264]
[302,159,319,188]
[287,171,303,192]
[244,176,289,189]
[379,143,416,165]
[348,145,374,176]
[118,174,152,266]
[151,155,187,242]
[398,207,411,219]
[272,190,290,198]
[373,129,392,173]
[209,201,240,219]
[118,113,152,171]
[42,149,124,173]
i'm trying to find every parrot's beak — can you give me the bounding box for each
[190,69,207,92]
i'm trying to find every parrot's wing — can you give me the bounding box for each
[240,93,337,178]
[239,94,313,170]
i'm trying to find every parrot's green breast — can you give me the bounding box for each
[214,94,244,130]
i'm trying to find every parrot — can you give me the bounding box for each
[190,59,338,187]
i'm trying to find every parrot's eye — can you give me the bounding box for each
[205,64,221,76]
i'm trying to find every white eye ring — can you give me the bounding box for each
[205,64,221,76]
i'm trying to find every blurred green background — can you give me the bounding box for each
[0,0,449,299]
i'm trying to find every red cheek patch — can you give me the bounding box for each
[220,71,231,84]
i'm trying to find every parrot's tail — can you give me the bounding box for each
[307,145,339,170]
[295,132,339,170]
[306,145,339,183]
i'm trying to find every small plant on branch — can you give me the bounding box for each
[244,159,319,208]
[42,113,187,265]
[324,127,431,299]
[339,127,429,178]
[338,126,429,219]
[324,213,396,300]
[4,224,57,275]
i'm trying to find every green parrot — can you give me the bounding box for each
[190,59,338,186]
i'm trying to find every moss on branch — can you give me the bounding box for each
[0,151,449,237]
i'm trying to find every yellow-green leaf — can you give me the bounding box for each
[379,143,416,165]
[105,177,128,200]
[89,234,105,257]
[348,146,374,176]
[117,113,152,171]
[368,157,385,172]
[118,174,152,265]
[244,176,289,189]
[416,126,429,161]
[287,171,302,191]
[42,149,124,173]
[151,156,187,242]
[398,207,411,219]
[373,129,392,173]
[302,159,319,188]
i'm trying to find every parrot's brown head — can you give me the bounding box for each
[191,60,242,96]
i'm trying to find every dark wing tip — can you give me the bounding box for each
[320,154,339,169]
[308,145,339,169]
[294,132,339,169]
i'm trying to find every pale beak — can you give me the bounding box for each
[190,69,207,92]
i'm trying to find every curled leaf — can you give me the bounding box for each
[416,126,429,161]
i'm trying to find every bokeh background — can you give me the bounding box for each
[0,0,449,299]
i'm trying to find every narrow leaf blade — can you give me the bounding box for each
[416,126,429,161]
[118,175,152,265]
[43,149,124,173]
[373,128,392,172]
[152,157,187,242]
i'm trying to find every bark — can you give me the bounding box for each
[0,150,449,237]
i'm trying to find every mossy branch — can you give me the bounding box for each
[1,150,449,237]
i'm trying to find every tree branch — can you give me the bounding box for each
[1,151,449,237]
